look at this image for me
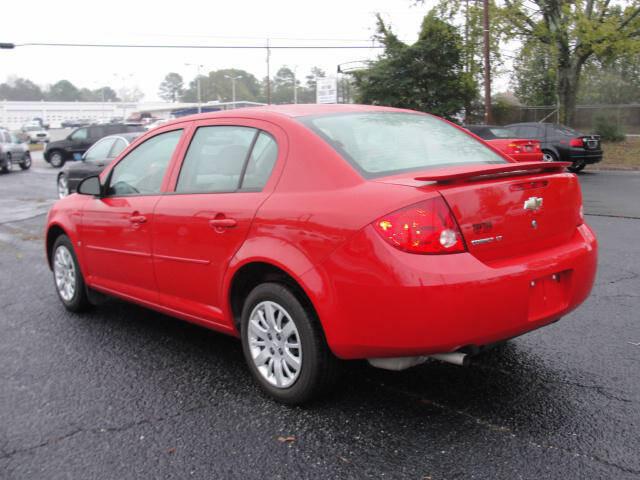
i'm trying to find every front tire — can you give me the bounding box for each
[49,150,65,168]
[52,235,90,312]
[57,174,70,198]
[240,282,338,405]
[542,150,557,163]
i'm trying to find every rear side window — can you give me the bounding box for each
[108,129,182,196]
[176,126,257,193]
[109,138,127,158]
[513,126,541,139]
[301,112,506,178]
[241,132,278,191]
[85,138,115,162]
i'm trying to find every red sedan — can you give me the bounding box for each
[466,125,543,162]
[45,105,597,404]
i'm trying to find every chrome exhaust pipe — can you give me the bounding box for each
[428,352,470,367]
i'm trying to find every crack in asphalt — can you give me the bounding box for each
[373,381,640,475]
[584,213,640,220]
[0,403,210,462]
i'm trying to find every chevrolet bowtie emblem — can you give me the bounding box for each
[524,196,543,211]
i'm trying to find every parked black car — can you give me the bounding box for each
[506,122,603,172]
[57,132,143,198]
[45,124,144,168]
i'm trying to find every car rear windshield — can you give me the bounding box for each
[300,112,506,178]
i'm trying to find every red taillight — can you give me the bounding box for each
[570,137,583,147]
[507,142,522,154]
[373,197,466,254]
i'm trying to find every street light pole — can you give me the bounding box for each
[224,74,243,105]
[292,66,298,104]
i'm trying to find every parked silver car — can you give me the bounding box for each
[0,128,32,172]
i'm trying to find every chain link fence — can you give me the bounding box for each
[493,104,640,134]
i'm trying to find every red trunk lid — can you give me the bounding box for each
[375,163,582,263]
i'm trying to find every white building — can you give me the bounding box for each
[0,100,264,130]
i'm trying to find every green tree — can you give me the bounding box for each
[181,69,261,103]
[578,54,640,104]
[500,0,640,125]
[511,39,556,106]
[0,77,44,100]
[158,73,184,102]
[351,11,475,120]
[46,80,81,101]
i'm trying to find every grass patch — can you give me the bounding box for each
[600,136,640,169]
[28,143,44,152]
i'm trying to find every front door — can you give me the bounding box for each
[152,122,282,326]
[81,128,184,303]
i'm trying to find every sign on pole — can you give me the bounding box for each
[316,77,338,104]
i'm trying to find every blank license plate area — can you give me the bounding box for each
[528,270,571,321]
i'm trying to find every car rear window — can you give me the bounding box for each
[300,112,506,178]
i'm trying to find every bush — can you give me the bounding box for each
[593,115,625,142]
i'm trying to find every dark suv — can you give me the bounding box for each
[44,124,144,168]
[506,122,602,172]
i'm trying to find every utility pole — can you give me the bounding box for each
[266,38,271,105]
[483,0,492,124]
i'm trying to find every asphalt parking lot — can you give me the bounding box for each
[1,157,639,479]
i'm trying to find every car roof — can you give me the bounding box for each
[159,104,422,128]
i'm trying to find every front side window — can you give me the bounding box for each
[301,112,506,178]
[108,129,182,196]
[176,126,256,193]
[70,128,88,141]
[84,138,115,162]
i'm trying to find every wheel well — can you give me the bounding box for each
[229,262,317,330]
[46,225,67,268]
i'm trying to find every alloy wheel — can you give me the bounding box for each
[542,152,555,162]
[247,300,302,388]
[53,245,76,302]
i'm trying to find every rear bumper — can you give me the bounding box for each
[509,152,543,162]
[308,223,597,359]
[568,148,603,164]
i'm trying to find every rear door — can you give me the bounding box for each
[152,119,284,326]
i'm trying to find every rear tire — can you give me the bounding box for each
[20,152,31,170]
[568,159,586,173]
[49,150,65,168]
[2,154,11,172]
[240,282,339,405]
[52,235,91,312]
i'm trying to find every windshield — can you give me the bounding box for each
[301,112,506,178]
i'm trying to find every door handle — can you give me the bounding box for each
[209,218,237,229]
[130,214,147,224]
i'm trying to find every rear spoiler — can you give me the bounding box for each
[414,161,572,184]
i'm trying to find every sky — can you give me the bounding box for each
[0,0,509,102]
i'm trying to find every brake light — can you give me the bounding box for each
[373,197,466,254]
[507,142,522,154]
[570,138,583,147]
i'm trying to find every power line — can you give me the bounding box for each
[10,42,384,50]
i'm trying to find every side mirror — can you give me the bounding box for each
[77,175,102,196]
